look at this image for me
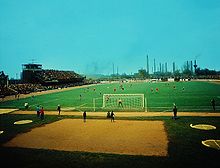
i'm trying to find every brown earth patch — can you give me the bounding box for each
[11,110,220,117]
[0,108,18,114]
[210,81,220,85]
[3,119,168,156]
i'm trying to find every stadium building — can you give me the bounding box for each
[21,63,85,85]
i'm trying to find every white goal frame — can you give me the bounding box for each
[103,94,145,110]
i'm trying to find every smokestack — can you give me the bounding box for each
[112,63,114,75]
[146,54,149,74]
[162,63,164,73]
[165,62,167,73]
[194,60,197,73]
[159,63,162,73]
[187,61,189,70]
[154,59,156,73]
[190,61,193,73]
[173,62,175,73]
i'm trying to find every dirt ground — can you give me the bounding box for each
[12,110,220,117]
[210,81,220,85]
[0,109,18,114]
[3,119,168,156]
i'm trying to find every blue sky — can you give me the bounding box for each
[0,0,220,78]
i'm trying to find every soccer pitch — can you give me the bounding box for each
[0,81,220,112]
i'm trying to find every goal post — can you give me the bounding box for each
[103,94,145,111]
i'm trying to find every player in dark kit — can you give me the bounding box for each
[36,105,40,118]
[110,111,115,122]
[57,105,61,115]
[83,111,87,122]
[118,98,123,107]
[172,104,177,120]
[211,98,216,111]
[107,111,111,118]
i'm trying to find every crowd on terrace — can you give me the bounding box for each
[0,69,88,98]
[38,70,83,82]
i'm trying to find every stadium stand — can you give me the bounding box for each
[36,69,84,85]
[0,64,89,97]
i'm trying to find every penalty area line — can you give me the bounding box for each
[75,103,87,112]
[77,103,87,107]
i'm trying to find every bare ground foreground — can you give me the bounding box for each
[1,110,219,157]
[11,110,220,117]
[3,119,168,156]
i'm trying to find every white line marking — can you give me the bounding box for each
[77,103,87,107]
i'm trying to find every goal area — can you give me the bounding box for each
[102,94,145,111]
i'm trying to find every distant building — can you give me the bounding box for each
[21,63,85,85]
[21,64,43,83]
[0,71,8,86]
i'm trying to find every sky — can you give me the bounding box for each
[0,0,220,78]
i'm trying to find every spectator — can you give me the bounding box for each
[40,107,44,120]
[57,104,61,115]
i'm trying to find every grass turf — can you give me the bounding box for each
[0,114,220,168]
[0,81,220,112]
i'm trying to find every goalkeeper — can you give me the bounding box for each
[118,98,123,107]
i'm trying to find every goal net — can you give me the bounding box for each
[103,94,145,110]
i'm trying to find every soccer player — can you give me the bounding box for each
[24,102,29,110]
[107,111,111,118]
[110,111,115,122]
[40,107,44,120]
[172,104,177,120]
[36,105,40,118]
[57,105,61,115]
[211,98,216,111]
[118,98,123,107]
[106,95,110,102]
[83,111,87,122]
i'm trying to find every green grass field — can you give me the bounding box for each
[0,114,220,168]
[1,81,220,168]
[0,81,220,112]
